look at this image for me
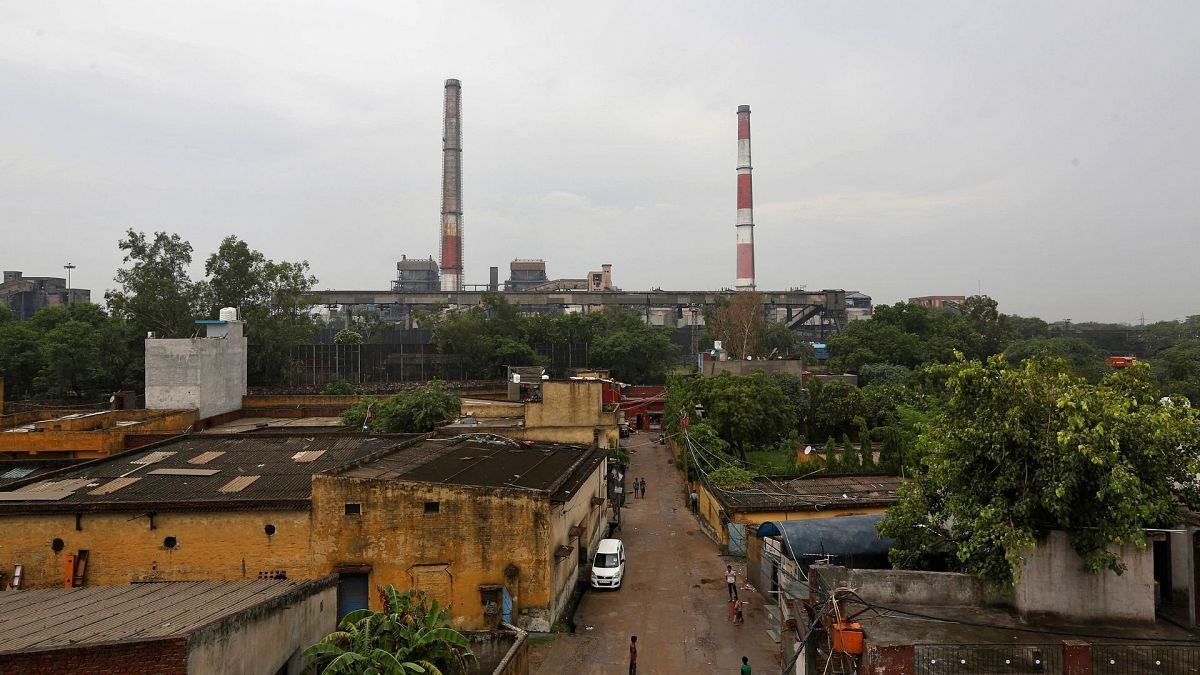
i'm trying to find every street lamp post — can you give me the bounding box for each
[63,263,76,306]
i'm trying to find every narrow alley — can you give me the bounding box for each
[533,432,779,674]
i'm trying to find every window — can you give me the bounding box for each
[424,501,440,514]
[344,503,362,516]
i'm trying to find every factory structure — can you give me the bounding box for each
[372,80,867,338]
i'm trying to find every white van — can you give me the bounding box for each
[590,538,625,589]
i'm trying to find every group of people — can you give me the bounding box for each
[628,636,751,674]
[726,564,746,626]
[629,476,647,499]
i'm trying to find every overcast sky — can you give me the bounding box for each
[2,1,1197,323]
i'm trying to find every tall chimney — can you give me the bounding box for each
[735,104,755,291]
[440,79,464,291]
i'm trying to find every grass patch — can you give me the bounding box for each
[528,633,560,646]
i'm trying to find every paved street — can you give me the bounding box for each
[533,432,779,674]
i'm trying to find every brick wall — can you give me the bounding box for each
[0,638,188,675]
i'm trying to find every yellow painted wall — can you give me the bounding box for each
[0,410,197,459]
[0,509,313,588]
[545,461,609,622]
[460,399,524,419]
[311,467,607,632]
[522,381,618,447]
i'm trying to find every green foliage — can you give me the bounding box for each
[343,382,461,433]
[759,321,816,361]
[878,357,1200,587]
[859,429,873,469]
[666,371,796,459]
[334,329,364,345]
[106,230,206,339]
[828,302,983,373]
[858,363,911,387]
[1002,336,1108,382]
[1151,340,1200,403]
[823,436,837,472]
[321,376,362,396]
[841,433,857,470]
[806,379,866,440]
[707,466,757,489]
[685,421,731,458]
[303,585,477,675]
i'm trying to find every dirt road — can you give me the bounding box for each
[533,432,778,674]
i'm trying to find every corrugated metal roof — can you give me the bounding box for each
[188,451,225,465]
[131,451,176,465]
[0,434,418,510]
[89,477,141,495]
[0,579,328,654]
[219,475,259,492]
[713,475,902,512]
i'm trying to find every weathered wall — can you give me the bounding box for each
[467,625,528,675]
[461,398,525,419]
[0,637,188,675]
[524,381,618,446]
[186,578,336,675]
[146,325,247,419]
[547,464,608,624]
[703,359,806,378]
[311,476,554,631]
[0,409,196,459]
[816,566,1006,608]
[1014,530,1155,622]
[0,509,313,588]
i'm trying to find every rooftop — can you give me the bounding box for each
[0,577,334,655]
[711,474,902,512]
[0,460,78,489]
[337,436,605,502]
[0,433,420,512]
[198,416,345,433]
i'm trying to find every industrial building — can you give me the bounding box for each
[0,271,90,320]
[393,255,441,292]
[504,259,549,291]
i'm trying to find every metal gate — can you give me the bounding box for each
[728,522,747,556]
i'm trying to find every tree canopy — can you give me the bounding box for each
[877,357,1200,587]
[342,382,462,433]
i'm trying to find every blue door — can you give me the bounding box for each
[727,522,747,556]
[337,573,369,621]
[501,586,513,624]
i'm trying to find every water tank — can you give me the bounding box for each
[219,307,238,321]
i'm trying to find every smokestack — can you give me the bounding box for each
[440,79,464,291]
[735,104,755,291]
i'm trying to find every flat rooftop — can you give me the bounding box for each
[0,433,419,511]
[0,578,331,654]
[199,416,345,433]
[714,474,902,512]
[338,437,606,502]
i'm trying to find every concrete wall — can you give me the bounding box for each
[186,578,337,675]
[524,381,618,446]
[815,565,1005,608]
[146,322,247,419]
[0,509,313,588]
[703,359,806,378]
[1013,530,1155,622]
[468,625,529,675]
[310,476,556,631]
[547,464,608,625]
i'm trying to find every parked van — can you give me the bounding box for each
[591,538,625,589]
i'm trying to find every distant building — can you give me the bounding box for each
[504,259,549,291]
[0,271,90,320]
[393,255,441,292]
[845,291,873,321]
[909,295,966,312]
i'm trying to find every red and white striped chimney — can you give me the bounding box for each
[440,78,464,292]
[735,104,755,291]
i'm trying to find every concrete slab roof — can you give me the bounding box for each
[712,474,902,512]
[0,577,335,655]
[0,433,422,512]
[337,437,605,503]
[199,416,345,433]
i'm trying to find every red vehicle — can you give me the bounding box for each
[1106,356,1137,368]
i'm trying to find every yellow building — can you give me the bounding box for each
[312,437,608,631]
[0,431,608,633]
[451,379,619,447]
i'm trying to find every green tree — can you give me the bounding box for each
[343,382,461,433]
[706,292,764,360]
[590,323,678,384]
[0,320,44,398]
[758,321,815,361]
[204,236,319,386]
[1002,336,1107,382]
[823,436,838,472]
[334,329,364,345]
[303,586,476,675]
[1151,340,1200,403]
[828,302,983,373]
[808,380,865,440]
[106,230,207,339]
[671,371,796,461]
[36,320,103,398]
[878,357,1200,587]
[857,363,911,387]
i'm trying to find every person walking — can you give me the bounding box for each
[734,597,745,626]
[741,656,752,674]
[690,489,698,514]
[640,477,647,499]
[725,565,738,601]
[629,635,638,675]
